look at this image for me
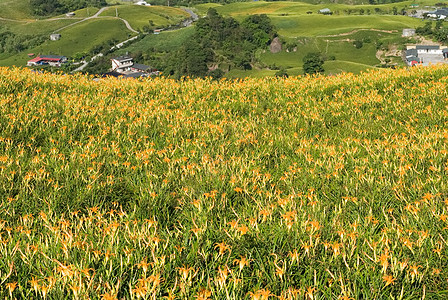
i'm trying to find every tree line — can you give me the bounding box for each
[160,9,277,78]
[0,30,47,53]
[30,0,106,16]
[416,20,448,44]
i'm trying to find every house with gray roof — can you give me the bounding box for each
[405,45,448,66]
[110,55,157,77]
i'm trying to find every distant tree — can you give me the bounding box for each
[275,67,288,77]
[391,7,398,15]
[175,39,213,77]
[30,0,106,16]
[241,14,276,47]
[353,40,363,49]
[416,22,433,36]
[303,52,324,75]
[208,69,224,79]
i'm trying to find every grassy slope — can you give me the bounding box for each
[1,66,448,298]
[99,5,190,30]
[0,18,132,66]
[270,15,422,37]
[117,26,195,53]
[0,0,32,20]
[199,0,438,17]
[193,1,427,76]
[0,3,189,67]
[206,1,423,38]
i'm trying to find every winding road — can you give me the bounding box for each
[71,6,198,72]
[53,7,119,33]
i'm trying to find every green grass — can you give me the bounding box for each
[256,32,389,75]
[203,1,427,38]
[194,3,224,15]
[99,5,190,30]
[211,0,439,18]
[225,68,277,78]
[1,19,80,36]
[324,60,379,74]
[0,0,32,20]
[260,37,380,66]
[54,7,100,18]
[269,15,423,37]
[118,26,195,53]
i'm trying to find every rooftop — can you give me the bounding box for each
[132,63,152,71]
[112,55,133,62]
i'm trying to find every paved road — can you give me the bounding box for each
[53,7,108,33]
[119,18,138,33]
[72,34,140,72]
[71,6,198,73]
[183,8,198,21]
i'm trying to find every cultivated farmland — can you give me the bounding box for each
[0,66,448,298]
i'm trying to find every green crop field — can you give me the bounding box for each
[99,5,190,30]
[204,1,424,38]
[1,65,448,298]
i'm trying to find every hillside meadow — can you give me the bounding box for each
[1,66,448,299]
[0,3,189,67]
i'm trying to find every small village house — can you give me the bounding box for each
[50,33,61,41]
[405,45,448,66]
[402,29,416,37]
[111,55,134,73]
[108,55,157,78]
[426,8,448,19]
[318,8,332,15]
[135,0,151,5]
[27,55,67,67]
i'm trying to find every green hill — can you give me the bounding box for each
[99,5,190,31]
[0,0,32,20]
[0,3,190,67]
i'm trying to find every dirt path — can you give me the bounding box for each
[0,16,27,22]
[318,28,398,38]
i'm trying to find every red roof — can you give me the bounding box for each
[28,56,64,63]
[28,57,43,63]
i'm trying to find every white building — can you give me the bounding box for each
[405,45,448,66]
[402,29,416,37]
[135,0,151,6]
[111,55,134,73]
[50,33,61,41]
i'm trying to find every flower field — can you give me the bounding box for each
[1,66,448,299]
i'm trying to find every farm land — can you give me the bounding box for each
[0,1,190,67]
[1,65,448,298]
[0,0,446,75]
[1,0,448,298]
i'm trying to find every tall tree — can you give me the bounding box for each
[303,52,324,75]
